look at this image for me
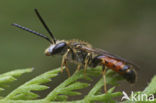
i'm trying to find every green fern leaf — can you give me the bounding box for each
[143,76,156,96]
[0,68,33,93]
[0,66,155,103]
[5,68,61,100]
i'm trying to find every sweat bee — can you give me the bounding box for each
[12,9,137,92]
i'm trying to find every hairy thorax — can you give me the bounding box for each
[65,40,94,65]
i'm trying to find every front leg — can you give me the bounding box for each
[61,49,71,77]
[64,60,71,77]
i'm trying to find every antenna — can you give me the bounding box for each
[34,9,56,44]
[12,23,52,43]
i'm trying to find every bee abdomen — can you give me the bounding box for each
[122,69,136,83]
[92,55,136,83]
[100,56,126,72]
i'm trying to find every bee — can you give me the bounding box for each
[12,9,137,92]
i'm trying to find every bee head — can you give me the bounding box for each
[45,41,67,56]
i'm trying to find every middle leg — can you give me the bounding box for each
[84,53,91,76]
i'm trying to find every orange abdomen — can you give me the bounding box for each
[95,55,136,83]
[101,56,126,73]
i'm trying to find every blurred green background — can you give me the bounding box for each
[0,0,156,97]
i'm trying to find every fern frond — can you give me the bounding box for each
[143,76,156,96]
[44,67,92,101]
[4,68,61,100]
[0,66,155,103]
[83,69,122,103]
[0,68,33,93]
[122,75,156,103]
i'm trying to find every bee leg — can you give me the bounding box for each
[61,49,70,73]
[102,65,107,93]
[84,53,91,77]
[64,60,71,77]
[75,64,81,73]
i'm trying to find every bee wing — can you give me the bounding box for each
[94,48,139,69]
[93,48,129,61]
[77,45,126,61]
[77,45,139,69]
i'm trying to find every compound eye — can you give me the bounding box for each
[52,42,66,54]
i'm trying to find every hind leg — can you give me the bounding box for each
[102,65,107,93]
[92,56,107,92]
